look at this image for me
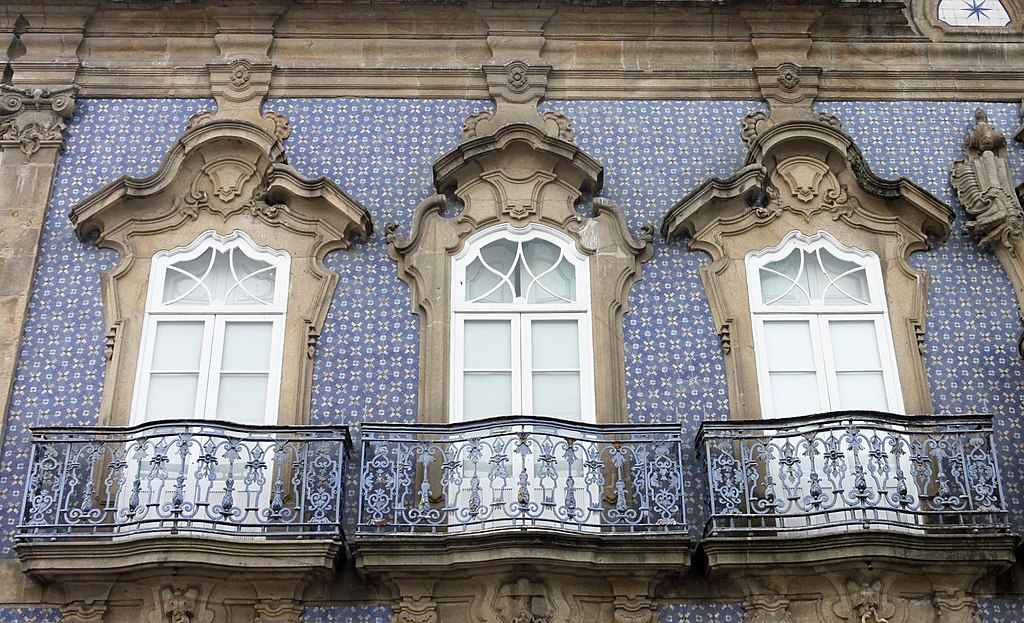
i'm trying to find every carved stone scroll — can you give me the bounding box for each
[952,108,1024,314]
[0,83,77,161]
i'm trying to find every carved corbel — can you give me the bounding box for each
[609,576,657,623]
[148,585,215,623]
[60,600,107,623]
[254,599,305,623]
[393,596,438,623]
[951,107,1024,312]
[933,589,981,623]
[741,595,793,623]
[0,83,77,162]
[494,577,552,623]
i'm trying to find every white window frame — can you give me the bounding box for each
[450,224,595,423]
[130,230,290,425]
[747,230,904,419]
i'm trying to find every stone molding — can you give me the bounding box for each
[17,535,341,623]
[5,2,1024,100]
[387,76,653,423]
[702,532,1015,623]
[68,113,372,427]
[952,107,1024,316]
[662,112,954,419]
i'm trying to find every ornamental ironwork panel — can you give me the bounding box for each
[697,412,1008,536]
[357,416,686,535]
[18,421,350,540]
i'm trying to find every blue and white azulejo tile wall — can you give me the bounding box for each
[1,98,1023,562]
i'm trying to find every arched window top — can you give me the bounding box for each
[453,225,589,311]
[149,230,290,313]
[747,231,885,313]
[937,0,1011,27]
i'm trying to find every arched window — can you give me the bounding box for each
[131,230,290,425]
[747,231,903,418]
[937,0,1011,26]
[451,225,594,422]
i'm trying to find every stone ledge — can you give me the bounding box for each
[353,530,693,576]
[701,530,1018,573]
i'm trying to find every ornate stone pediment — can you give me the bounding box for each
[68,112,371,428]
[661,112,954,419]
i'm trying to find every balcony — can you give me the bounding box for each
[352,415,692,580]
[696,411,1015,581]
[15,420,350,606]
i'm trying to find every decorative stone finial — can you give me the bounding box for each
[951,108,1024,253]
[964,107,1007,156]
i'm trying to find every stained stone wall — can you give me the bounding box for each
[0,98,1022,616]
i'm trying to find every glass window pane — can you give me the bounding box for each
[145,374,199,420]
[819,250,869,305]
[479,239,517,275]
[465,257,511,303]
[531,320,580,369]
[220,322,273,371]
[225,248,276,305]
[829,320,882,370]
[464,320,512,368]
[463,373,513,420]
[761,249,808,306]
[529,257,576,304]
[532,372,581,420]
[162,248,214,306]
[836,372,888,411]
[763,321,815,370]
[769,373,821,417]
[215,374,269,424]
[151,321,205,371]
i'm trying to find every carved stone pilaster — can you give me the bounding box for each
[60,600,107,623]
[952,107,1024,313]
[0,84,77,161]
[254,599,305,623]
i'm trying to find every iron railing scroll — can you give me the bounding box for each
[18,420,351,540]
[357,416,687,535]
[697,411,1008,537]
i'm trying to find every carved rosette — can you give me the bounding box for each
[0,83,78,159]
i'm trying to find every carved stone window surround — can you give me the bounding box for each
[388,121,652,424]
[662,116,955,420]
[69,114,372,427]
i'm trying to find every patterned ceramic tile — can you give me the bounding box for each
[3,98,1023,568]
[978,597,1024,622]
[659,602,745,622]
[0,608,61,622]
[0,99,214,557]
[815,101,1024,531]
[301,605,392,623]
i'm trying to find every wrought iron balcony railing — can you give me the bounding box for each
[698,412,1009,537]
[357,416,686,535]
[18,421,350,540]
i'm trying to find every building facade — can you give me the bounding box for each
[0,1,1023,622]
